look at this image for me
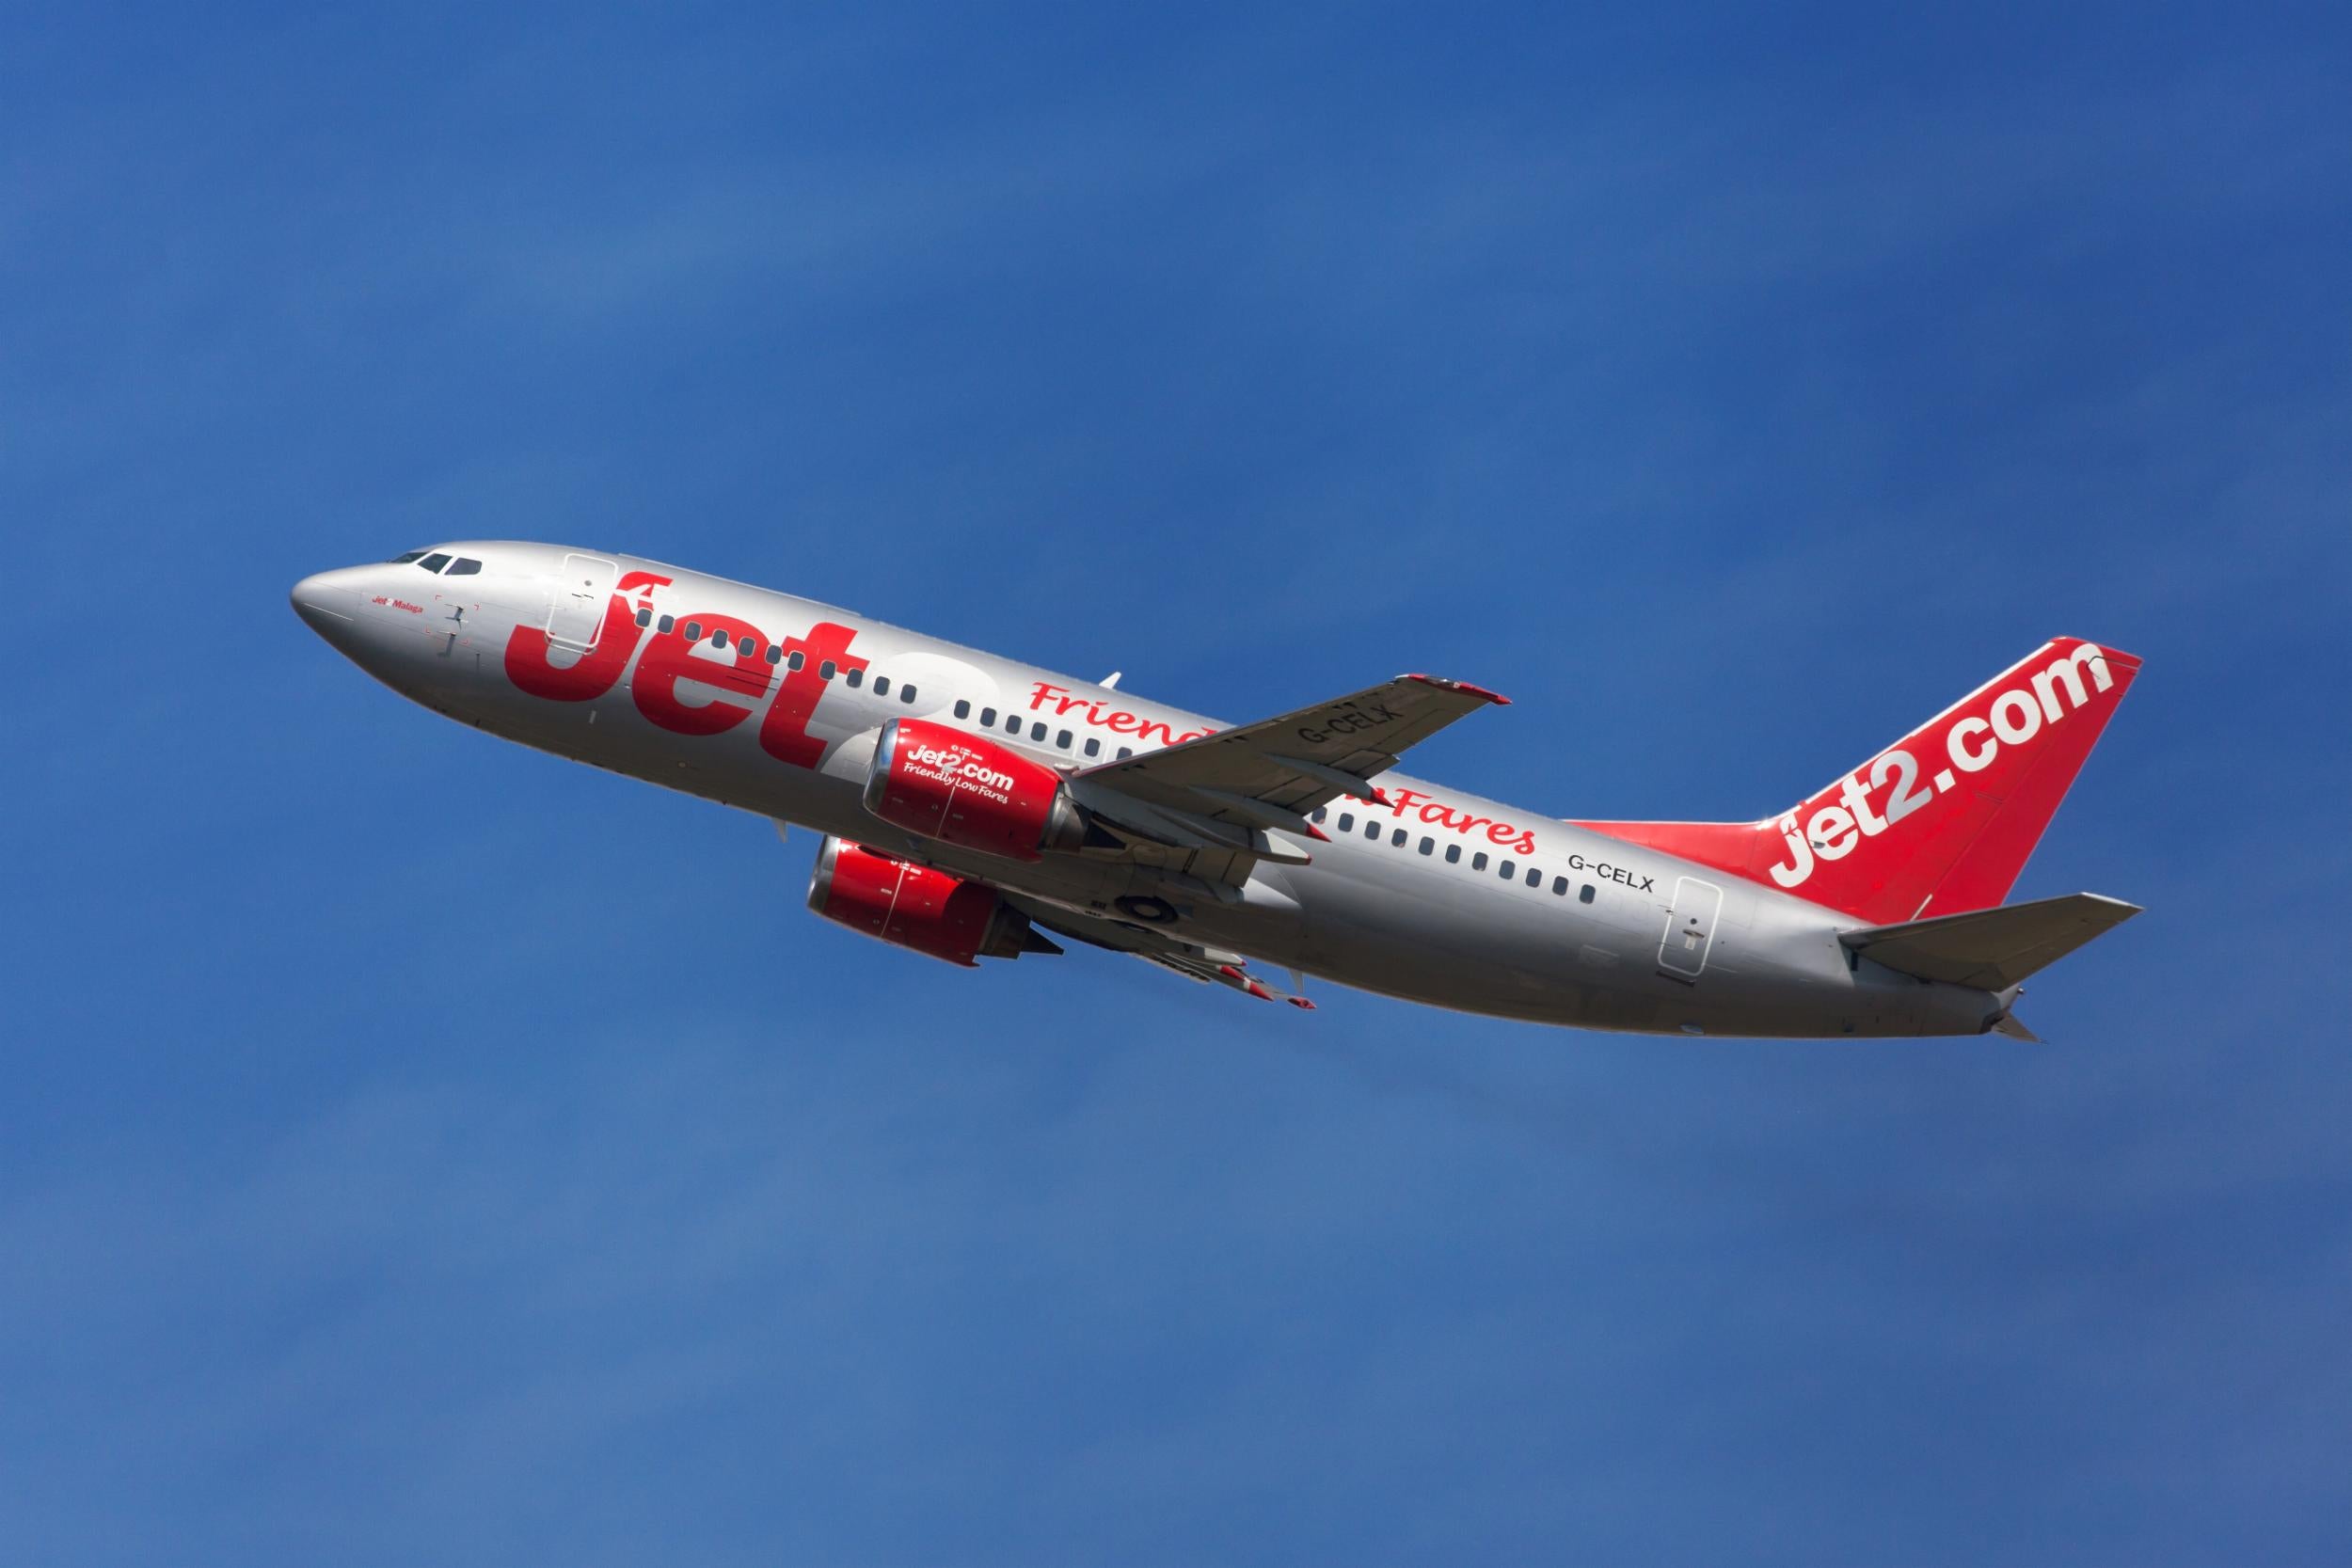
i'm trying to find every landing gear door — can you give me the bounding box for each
[1657,877,1724,982]
[548,553,618,651]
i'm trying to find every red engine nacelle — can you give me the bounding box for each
[806,837,1060,966]
[862,717,1087,862]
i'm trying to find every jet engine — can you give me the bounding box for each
[862,717,1087,862]
[806,836,1062,966]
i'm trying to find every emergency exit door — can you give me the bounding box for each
[1657,877,1724,981]
[547,553,617,651]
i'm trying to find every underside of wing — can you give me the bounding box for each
[1002,893,1316,1007]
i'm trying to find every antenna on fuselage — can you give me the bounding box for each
[1101,672,1122,689]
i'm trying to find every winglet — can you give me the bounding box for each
[1405,673,1511,705]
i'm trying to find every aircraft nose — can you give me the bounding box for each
[290,566,369,640]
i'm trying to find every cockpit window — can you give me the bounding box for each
[445,557,482,576]
[418,552,453,573]
[388,550,428,564]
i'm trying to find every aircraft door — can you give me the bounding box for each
[547,553,618,651]
[1657,877,1723,981]
[426,578,484,669]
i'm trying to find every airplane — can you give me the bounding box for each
[292,543,2143,1039]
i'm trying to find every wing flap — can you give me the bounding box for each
[1005,895,1316,1007]
[1840,892,2142,990]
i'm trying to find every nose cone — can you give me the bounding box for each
[290,566,371,643]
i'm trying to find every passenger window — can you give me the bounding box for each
[900,685,916,704]
[1445,845,1461,864]
[980,706,996,725]
[787,650,804,671]
[845,668,862,688]
[1337,813,1355,832]
[765,644,782,665]
[1006,714,1022,735]
[1552,876,1569,895]
[1526,866,1542,887]
[1311,807,1327,823]
[872,676,890,697]
[1391,829,1406,847]
[685,622,702,641]
[1500,860,1516,879]
[1117,747,1133,759]
[1056,729,1072,749]
[635,607,652,627]
[1418,837,1435,856]
[819,660,836,679]
[1580,884,1596,904]
[1364,820,1379,840]
[1084,737,1100,757]
[955,700,972,720]
[1473,852,1489,871]
[419,553,452,573]
[711,630,729,650]
[446,558,482,576]
[1031,721,1046,742]
[658,614,675,634]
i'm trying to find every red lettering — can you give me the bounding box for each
[1376,784,1533,847]
[1000,684,1215,752]
[503,594,644,702]
[759,622,868,768]
[502,572,670,703]
[632,614,771,735]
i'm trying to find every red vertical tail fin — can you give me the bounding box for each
[1576,639,2142,926]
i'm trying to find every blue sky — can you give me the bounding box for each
[5,4,2348,1562]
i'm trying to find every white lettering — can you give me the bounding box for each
[1766,814,1816,887]
[1838,771,1889,836]
[1768,645,2117,887]
[1807,804,1860,861]
[1989,689,2042,746]
[2030,642,2112,721]
[1872,749,1932,823]
[905,744,1017,797]
[1949,716,1998,772]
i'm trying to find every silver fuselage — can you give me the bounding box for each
[293,542,2003,1038]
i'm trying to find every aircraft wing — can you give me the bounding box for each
[1066,673,1509,867]
[1002,893,1316,1008]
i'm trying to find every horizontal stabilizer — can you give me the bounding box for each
[1840,893,2142,990]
